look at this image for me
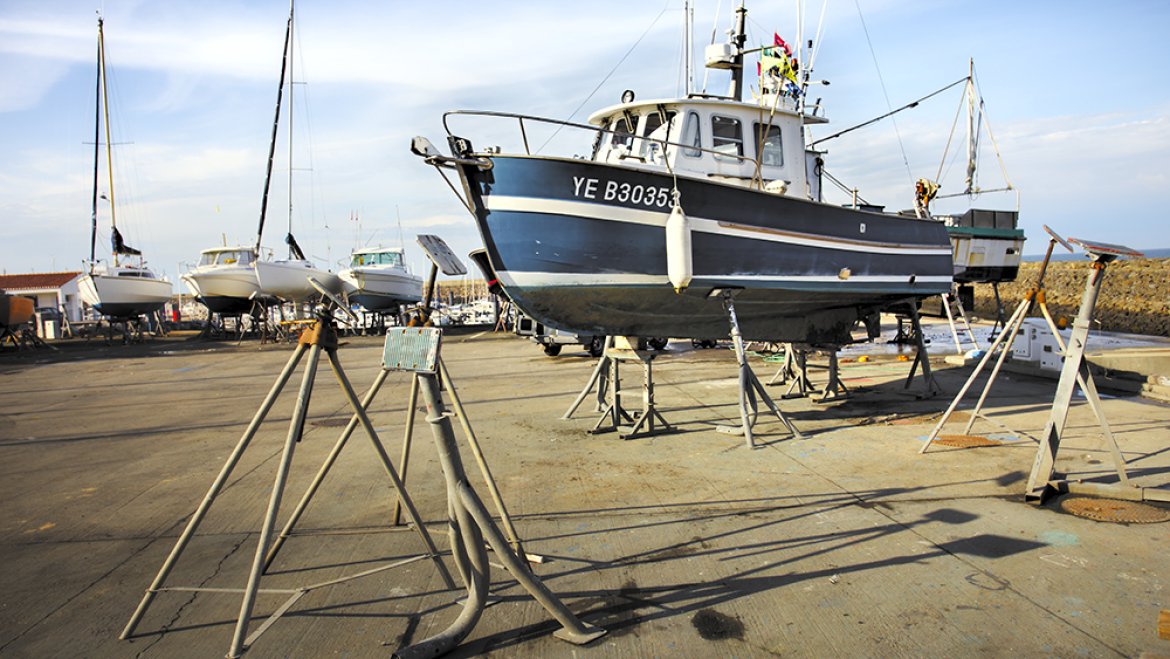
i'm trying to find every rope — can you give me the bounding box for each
[852,0,913,185]
[537,2,672,154]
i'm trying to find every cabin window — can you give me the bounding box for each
[609,115,635,150]
[711,115,743,161]
[681,111,702,158]
[640,110,675,160]
[753,123,783,167]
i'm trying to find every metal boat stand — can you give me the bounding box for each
[770,346,849,403]
[812,348,850,403]
[582,336,672,440]
[387,327,606,658]
[891,302,941,398]
[765,343,799,386]
[987,281,1009,340]
[921,226,1082,454]
[781,347,815,398]
[1024,238,1168,505]
[386,356,533,561]
[102,315,147,344]
[715,290,802,447]
[381,234,532,560]
[940,287,981,355]
[120,303,453,659]
[563,335,615,419]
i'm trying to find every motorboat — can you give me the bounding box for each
[338,246,422,312]
[181,246,269,314]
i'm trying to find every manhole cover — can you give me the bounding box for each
[934,434,1003,448]
[1058,496,1170,524]
[311,417,351,428]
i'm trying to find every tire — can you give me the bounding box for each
[647,337,669,351]
[587,336,604,357]
[542,343,562,357]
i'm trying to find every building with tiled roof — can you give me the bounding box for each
[0,271,84,323]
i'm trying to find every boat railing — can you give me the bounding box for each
[442,109,767,173]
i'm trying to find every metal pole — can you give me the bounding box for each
[325,349,455,589]
[396,373,491,659]
[392,374,420,526]
[941,293,964,355]
[439,358,526,558]
[1025,261,1110,501]
[921,296,1030,453]
[229,341,321,658]
[264,368,391,571]
[563,336,613,419]
[725,293,757,447]
[120,341,309,640]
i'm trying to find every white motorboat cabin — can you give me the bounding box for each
[587,94,828,202]
[197,246,258,268]
[350,247,408,270]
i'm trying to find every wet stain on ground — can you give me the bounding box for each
[311,417,351,427]
[691,608,745,640]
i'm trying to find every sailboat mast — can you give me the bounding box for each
[89,17,102,267]
[255,4,294,253]
[287,0,295,258]
[98,18,119,266]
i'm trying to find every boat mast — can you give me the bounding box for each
[255,2,293,254]
[964,58,977,195]
[98,18,120,266]
[89,17,103,268]
[286,0,295,259]
[727,3,747,102]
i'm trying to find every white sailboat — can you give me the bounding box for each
[339,246,423,312]
[78,16,172,320]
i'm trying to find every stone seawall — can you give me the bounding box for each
[970,257,1170,337]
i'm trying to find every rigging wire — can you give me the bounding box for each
[972,68,1015,192]
[809,77,967,146]
[934,85,967,184]
[700,0,723,94]
[852,0,914,185]
[537,2,672,154]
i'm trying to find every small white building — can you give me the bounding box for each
[0,271,85,323]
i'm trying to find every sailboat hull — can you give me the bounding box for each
[457,154,954,343]
[79,271,172,318]
[255,260,342,302]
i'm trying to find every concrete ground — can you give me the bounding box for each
[1,325,1168,658]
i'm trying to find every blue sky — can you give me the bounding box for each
[2,1,1168,284]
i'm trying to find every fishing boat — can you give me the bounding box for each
[413,5,952,344]
[339,246,422,312]
[78,17,172,320]
[186,1,338,308]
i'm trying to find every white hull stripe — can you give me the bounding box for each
[484,195,953,257]
[498,270,953,288]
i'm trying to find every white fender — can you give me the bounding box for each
[665,203,693,293]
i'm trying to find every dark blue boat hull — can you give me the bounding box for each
[455,153,953,343]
